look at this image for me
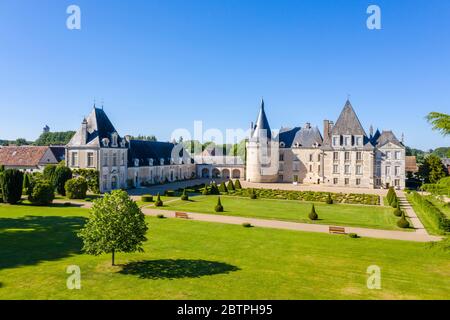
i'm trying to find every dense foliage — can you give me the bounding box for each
[65,177,88,199]
[53,166,73,195]
[72,169,100,194]
[408,192,450,233]
[34,131,75,146]
[28,179,55,205]
[0,169,24,204]
[78,190,148,265]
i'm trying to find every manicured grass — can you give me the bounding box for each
[407,193,450,236]
[159,196,407,230]
[0,204,449,300]
[426,196,450,219]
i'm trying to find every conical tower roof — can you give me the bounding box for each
[252,98,272,140]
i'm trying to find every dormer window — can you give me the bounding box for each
[344,136,351,146]
[280,142,285,148]
[355,136,363,146]
[111,133,118,147]
[332,136,340,147]
[102,138,110,147]
[134,159,139,167]
[160,158,164,166]
[120,140,125,148]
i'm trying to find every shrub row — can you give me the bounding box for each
[409,192,450,233]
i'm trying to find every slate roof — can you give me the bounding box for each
[252,99,272,140]
[331,100,367,136]
[127,140,186,166]
[373,130,403,148]
[0,146,55,167]
[292,126,323,148]
[68,107,124,147]
[277,127,301,148]
[49,146,66,162]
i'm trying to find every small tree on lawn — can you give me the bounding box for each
[78,190,148,266]
[326,193,333,204]
[0,169,24,204]
[394,203,402,217]
[309,204,318,221]
[397,212,410,229]
[234,179,242,189]
[215,196,224,212]
[202,184,209,195]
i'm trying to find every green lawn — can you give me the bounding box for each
[158,195,408,231]
[0,204,448,299]
[425,196,450,219]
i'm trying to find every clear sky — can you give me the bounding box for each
[0,0,449,150]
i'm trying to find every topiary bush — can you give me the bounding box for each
[309,204,318,220]
[348,233,359,238]
[155,193,163,207]
[397,213,410,229]
[65,177,88,200]
[394,203,402,217]
[215,197,224,212]
[181,189,189,201]
[227,180,235,191]
[53,166,72,196]
[209,183,220,195]
[234,179,242,189]
[28,179,55,206]
[326,193,333,204]
[0,169,24,204]
[202,185,209,195]
[249,188,257,199]
[141,195,154,203]
[218,182,228,193]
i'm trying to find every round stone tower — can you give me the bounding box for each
[246,99,279,183]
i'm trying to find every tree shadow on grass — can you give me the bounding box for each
[119,259,240,280]
[0,215,86,271]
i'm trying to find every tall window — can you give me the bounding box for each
[395,166,401,176]
[395,151,401,160]
[309,154,313,162]
[344,136,350,146]
[344,152,350,162]
[356,165,362,175]
[356,136,362,146]
[333,165,339,174]
[121,153,125,166]
[386,151,391,159]
[333,152,339,161]
[112,152,118,166]
[356,152,362,161]
[344,165,350,175]
[103,153,108,167]
[293,161,300,172]
[87,152,94,167]
[356,178,361,186]
[279,153,284,161]
[333,136,339,146]
[309,165,313,172]
[345,178,349,185]
[386,166,391,176]
[71,152,78,167]
[333,178,338,185]
[318,165,321,174]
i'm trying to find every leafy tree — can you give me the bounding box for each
[78,190,148,266]
[53,166,72,195]
[309,204,318,220]
[0,169,24,204]
[34,131,75,146]
[65,177,88,199]
[427,112,450,136]
[14,138,29,146]
[418,155,447,183]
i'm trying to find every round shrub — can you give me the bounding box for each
[348,233,359,238]
[397,213,410,229]
[29,180,55,206]
[181,189,189,201]
[156,214,165,219]
[155,193,163,207]
[215,197,224,212]
[394,204,402,217]
[309,204,318,221]
[65,177,88,200]
[141,195,154,203]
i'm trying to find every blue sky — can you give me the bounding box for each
[0,0,449,150]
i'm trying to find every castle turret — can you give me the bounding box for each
[246,99,279,183]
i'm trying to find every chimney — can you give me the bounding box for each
[305,122,311,129]
[81,118,88,145]
[323,120,330,141]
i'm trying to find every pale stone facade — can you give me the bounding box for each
[246,100,406,189]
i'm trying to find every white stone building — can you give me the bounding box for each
[246,99,406,189]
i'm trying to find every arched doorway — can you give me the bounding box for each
[232,169,241,179]
[212,168,221,178]
[111,175,118,190]
[222,169,231,179]
[201,168,210,178]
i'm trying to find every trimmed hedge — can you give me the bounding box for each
[141,195,154,202]
[28,179,55,206]
[0,169,24,204]
[409,192,450,233]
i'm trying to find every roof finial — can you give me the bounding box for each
[101,99,104,110]
[261,97,264,109]
[93,98,96,108]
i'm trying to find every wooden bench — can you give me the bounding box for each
[329,226,346,235]
[175,212,189,219]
